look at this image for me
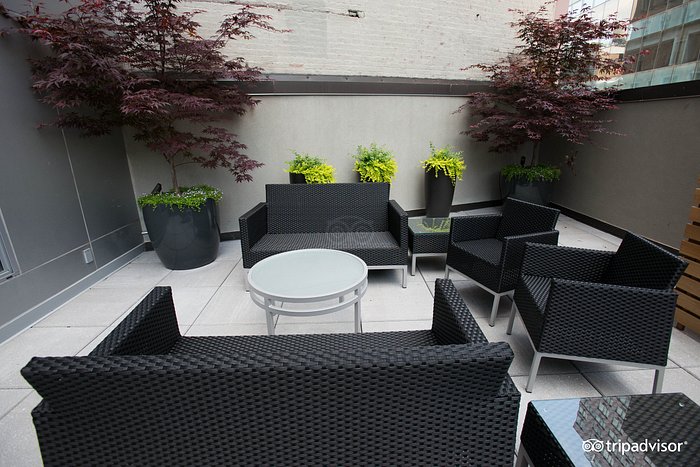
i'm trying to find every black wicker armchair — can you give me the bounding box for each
[507,232,688,393]
[240,182,408,287]
[22,279,520,466]
[445,197,560,326]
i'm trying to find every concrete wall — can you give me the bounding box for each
[192,0,547,80]
[0,18,144,342]
[126,94,519,233]
[541,96,700,248]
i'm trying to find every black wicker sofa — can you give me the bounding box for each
[239,182,409,287]
[22,279,520,466]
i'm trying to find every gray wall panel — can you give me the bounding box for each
[65,129,142,239]
[0,26,89,271]
[0,247,94,329]
[541,97,700,247]
[91,222,143,268]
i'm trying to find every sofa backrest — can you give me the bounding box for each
[266,183,390,234]
[602,232,687,290]
[496,197,560,240]
[89,286,181,356]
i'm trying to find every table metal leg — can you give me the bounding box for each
[354,288,362,333]
[411,254,416,276]
[265,298,276,335]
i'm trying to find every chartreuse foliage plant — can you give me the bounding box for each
[421,143,466,186]
[138,185,223,210]
[353,143,398,183]
[285,152,335,184]
[461,3,629,168]
[501,164,561,183]
[2,0,281,194]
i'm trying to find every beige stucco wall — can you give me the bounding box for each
[541,96,700,248]
[126,94,518,233]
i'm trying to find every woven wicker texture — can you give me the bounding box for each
[239,183,408,270]
[514,233,687,365]
[22,279,520,466]
[520,402,574,467]
[603,232,688,289]
[446,199,560,293]
[267,183,389,234]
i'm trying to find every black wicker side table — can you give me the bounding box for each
[408,217,451,275]
[517,393,700,467]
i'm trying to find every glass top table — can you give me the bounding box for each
[517,393,700,467]
[407,217,452,276]
[248,249,368,335]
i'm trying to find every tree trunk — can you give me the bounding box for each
[169,158,180,194]
[530,141,540,166]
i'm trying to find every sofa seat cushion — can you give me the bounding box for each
[453,238,503,266]
[250,231,403,266]
[170,330,439,356]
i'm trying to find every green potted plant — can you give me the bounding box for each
[285,152,336,184]
[4,0,279,269]
[420,143,466,217]
[353,143,398,183]
[460,5,628,204]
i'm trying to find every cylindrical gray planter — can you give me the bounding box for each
[425,170,455,218]
[142,198,220,270]
[289,173,306,184]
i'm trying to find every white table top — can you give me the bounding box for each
[248,249,368,299]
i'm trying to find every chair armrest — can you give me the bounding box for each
[88,287,181,356]
[432,279,489,345]
[239,202,267,268]
[541,278,677,365]
[449,215,501,243]
[388,200,408,249]
[520,243,614,283]
[501,231,559,271]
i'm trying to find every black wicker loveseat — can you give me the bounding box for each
[239,182,409,287]
[22,279,520,466]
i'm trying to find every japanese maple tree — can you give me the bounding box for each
[2,0,278,193]
[460,4,629,168]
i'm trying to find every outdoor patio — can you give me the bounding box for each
[1,209,699,465]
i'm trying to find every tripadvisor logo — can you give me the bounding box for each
[582,438,688,455]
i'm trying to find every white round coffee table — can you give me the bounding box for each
[247,249,368,335]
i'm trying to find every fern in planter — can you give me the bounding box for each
[421,143,466,185]
[285,152,335,184]
[353,143,398,183]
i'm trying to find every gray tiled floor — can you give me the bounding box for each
[1,213,699,465]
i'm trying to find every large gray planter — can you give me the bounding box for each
[503,178,555,205]
[142,198,220,270]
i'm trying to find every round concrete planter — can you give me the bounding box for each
[424,170,455,217]
[142,198,220,270]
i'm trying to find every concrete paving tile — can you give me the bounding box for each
[222,261,248,287]
[450,280,513,321]
[0,391,43,467]
[0,389,31,420]
[185,324,269,336]
[34,287,148,328]
[93,262,171,289]
[583,368,700,406]
[158,260,238,288]
[0,327,104,389]
[129,250,161,264]
[218,240,242,261]
[362,320,432,332]
[667,327,700,368]
[361,280,434,322]
[274,322,358,335]
[193,286,267,325]
[168,287,218,325]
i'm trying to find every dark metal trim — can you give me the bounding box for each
[243,74,488,96]
[405,199,502,218]
[614,80,700,101]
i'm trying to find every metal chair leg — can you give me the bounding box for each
[488,294,501,327]
[401,266,407,288]
[525,352,542,393]
[444,266,450,279]
[653,368,665,394]
[507,301,517,335]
